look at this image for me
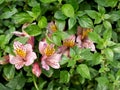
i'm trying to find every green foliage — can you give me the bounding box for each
[0,0,120,90]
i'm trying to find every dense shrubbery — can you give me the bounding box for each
[0,0,120,90]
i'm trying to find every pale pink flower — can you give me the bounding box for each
[82,39,96,51]
[9,41,37,69]
[76,26,96,51]
[57,35,75,57]
[32,62,41,77]
[39,40,61,70]
[63,35,75,48]
[47,21,57,34]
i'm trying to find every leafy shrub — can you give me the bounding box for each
[0,0,120,90]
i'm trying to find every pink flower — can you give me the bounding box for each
[32,62,41,77]
[76,26,96,51]
[63,35,75,48]
[9,41,37,69]
[47,21,57,34]
[39,40,61,70]
[57,35,75,57]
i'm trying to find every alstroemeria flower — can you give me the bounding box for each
[39,40,61,70]
[76,26,96,51]
[9,41,37,69]
[47,21,57,34]
[63,35,75,48]
[57,35,75,57]
[32,62,41,77]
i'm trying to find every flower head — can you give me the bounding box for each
[39,40,61,70]
[63,35,75,47]
[47,21,57,33]
[76,26,95,51]
[9,41,37,69]
[32,62,41,77]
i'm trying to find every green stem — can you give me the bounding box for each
[33,75,39,90]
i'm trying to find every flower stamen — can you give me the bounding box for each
[44,45,55,56]
[15,48,26,58]
[50,24,57,32]
[63,39,75,47]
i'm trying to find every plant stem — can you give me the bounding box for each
[33,75,39,90]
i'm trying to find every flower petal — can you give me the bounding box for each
[25,52,37,66]
[39,41,47,55]
[83,39,96,51]
[13,31,26,37]
[9,55,24,69]
[15,60,25,69]
[25,44,33,52]
[46,53,61,69]
[41,56,50,70]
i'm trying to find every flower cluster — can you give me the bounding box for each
[1,21,95,78]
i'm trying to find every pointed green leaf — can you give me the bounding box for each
[76,64,91,79]
[62,4,75,17]
[68,18,76,29]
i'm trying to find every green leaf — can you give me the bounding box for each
[3,64,15,80]
[78,16,93,28]
[62,4,75,17]
[103,21,112,30]
[54,11,67,20]
[52,35,62,46]
[76,64,91,80]
[42,68,54,77]
[94,24,103,34]
[24,24,41,36]
[109,11,120,21]
[60,70,70,83]
[80,49,93,61]
[14,37,29,44]
[60,55,69,65]
[6,72,26,89]
[0,83,12,90]
[68,18,76,30]
[47,81,54,90]
[70,48,76,57]
[0,7,17,19]
[111,44,120,53]
[95,77,109,90]
[32,4,41,18]
[12,13,33,24]
[98,6,105,15]
[55,20,65,31]
[103,48,114,61]
[90,53,103,65]
[88,31,102,43]
[85,10,98,19]
[67,59,76,67]
[40,0,56,3]
[94,0,118,7]
[38,16,47,28]
[0,0,4,4]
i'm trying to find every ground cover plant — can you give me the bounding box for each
[0,0,120,90]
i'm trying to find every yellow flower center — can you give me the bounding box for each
[15,48,26,58]
[82,29,92,39]
[50,25,57,32]
[63,39,75,47]
[44,45,55,56]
